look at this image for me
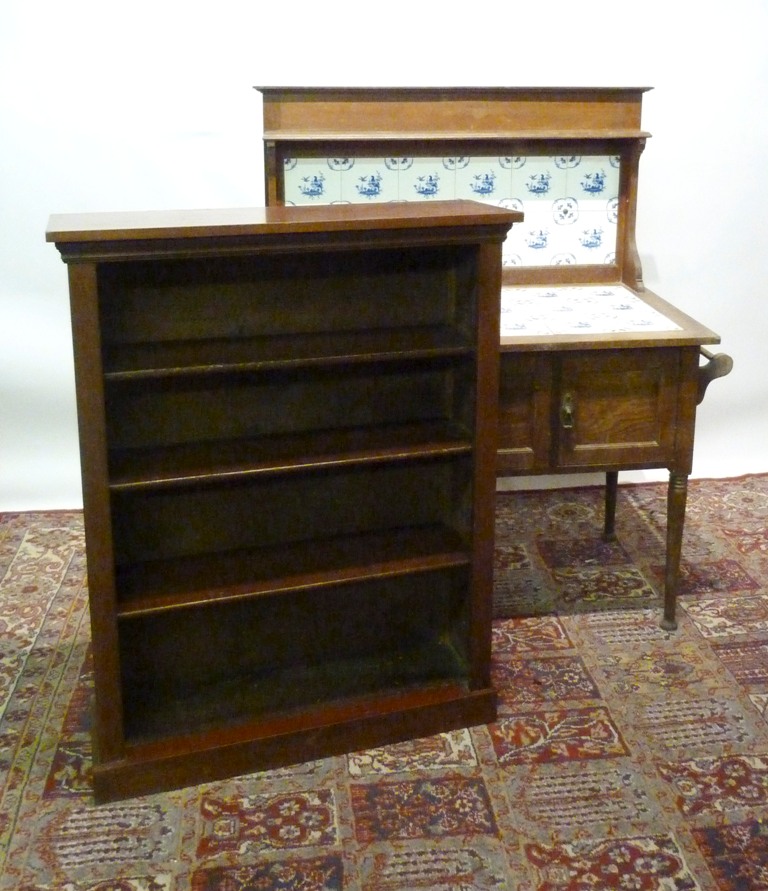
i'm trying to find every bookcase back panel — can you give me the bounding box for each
[105,361,475,449]
[98,247,478,345]
[111,458,473,563]
[119,568,471,740]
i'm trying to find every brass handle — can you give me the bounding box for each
[561,392,575,429]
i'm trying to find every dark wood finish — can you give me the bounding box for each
[257,87,732,630]
[48,200,518,801]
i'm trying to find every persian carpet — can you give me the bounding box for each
[2,474,768,890]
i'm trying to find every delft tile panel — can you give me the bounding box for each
[500,286,681,337]
[407,157,453,201]
[283,154,621,268]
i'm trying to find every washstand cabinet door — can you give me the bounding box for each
[556,348,680,470]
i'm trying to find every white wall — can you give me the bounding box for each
[1,0,766,509]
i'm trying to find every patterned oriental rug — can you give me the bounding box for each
[2,474,768,890]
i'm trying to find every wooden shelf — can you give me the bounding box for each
[103,325,472,380]
[115,524,470,617]
[108,421,473,490]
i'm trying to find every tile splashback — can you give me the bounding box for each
[283,154,620,268]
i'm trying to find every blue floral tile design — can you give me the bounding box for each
[343,160,390,203]
[283,154,620,267]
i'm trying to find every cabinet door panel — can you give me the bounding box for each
[557,349,679,469]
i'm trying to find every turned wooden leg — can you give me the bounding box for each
[603,471,619,541]
[662,470,688,631]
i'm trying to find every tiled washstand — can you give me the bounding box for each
[259,87,732,631]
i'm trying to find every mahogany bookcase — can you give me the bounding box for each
[47,201,519,801]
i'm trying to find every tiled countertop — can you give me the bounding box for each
[500,285,681,337]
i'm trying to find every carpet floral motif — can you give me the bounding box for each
[682,593,768,638]
[525,833,698,890]
[492,615,573,655]
[494,541,531,571]
[751,692,768,724]
[493,654,601,709]
[537,536,632,568]
[554,566,658,607]
[44,649,93,799]
[3,475,768,888]
[350,777,497,843]
[658,558,760,597]
[346,730,478,777]
[490,707,629,765]
[73,879,172,891]
[657,753,768,817]
[598,642,705,695]
[692,819,768,891]
[722,525,768,556]
[197,790,338,856]
[191,855,344,891]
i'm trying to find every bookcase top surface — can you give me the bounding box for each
[46,200,521,245]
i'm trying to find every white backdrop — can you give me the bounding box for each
[1,0,766,509]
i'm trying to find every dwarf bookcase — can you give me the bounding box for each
[47,200,519,801]
[256,86,732,630]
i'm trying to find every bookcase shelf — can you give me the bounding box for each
[47,200,518,802]
[102,325,472,380]
[118,570,472,743]
[114,524,471,617]
[107,421,474,490]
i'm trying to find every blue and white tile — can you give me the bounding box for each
[455,157,512,203]
[340,159,394,203]
[402,157,452,201]
[567,156,620,201]
[283,158,341,205]
[512,157,566,205]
